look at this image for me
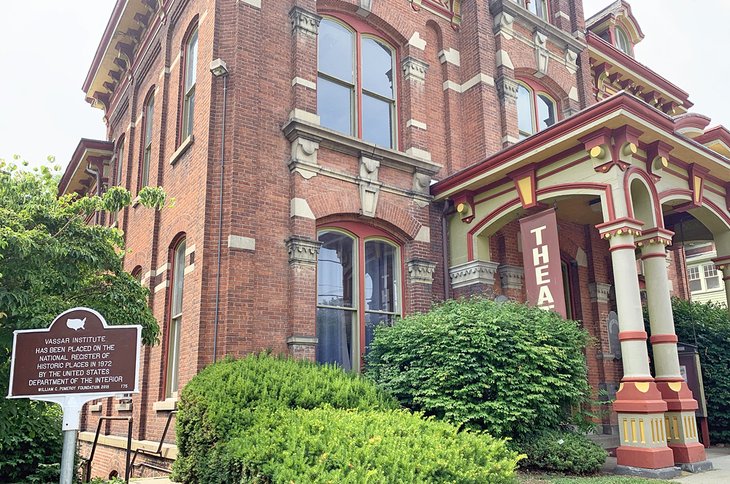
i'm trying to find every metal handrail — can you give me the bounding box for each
[130,410,177,473]
[84,416,133,483]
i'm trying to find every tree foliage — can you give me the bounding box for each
[0,156,166,482]
[668,297,730,443]
[367,297,592,440]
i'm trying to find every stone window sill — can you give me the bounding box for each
[153,397,178,412]
[282,117,441,177]
[89,403,102,412]
[170,135,194,165]
[115,402,133,412]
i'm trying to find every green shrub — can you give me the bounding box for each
[0,359,63,483]
[195,407,522,484]
[514,430,607,475]
[669,298,730,443]
[173,353,399,482]
[367,298,591,440]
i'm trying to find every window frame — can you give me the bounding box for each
[180,23,198,142]
[165,237,186,398]
[522,0,549,21]
[317,13,399,150]
[139,91,155,191]
[614,25,633,56]
[315,222,404,370]
[515,79,559,139]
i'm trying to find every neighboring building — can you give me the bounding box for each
[685,242,728,306]
[62,0,730,477]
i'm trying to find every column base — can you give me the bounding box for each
[615,464,681,479]
[616,446,676,469]
[679,459,713,473]
[670,441,707,465]
[655,380,699,411]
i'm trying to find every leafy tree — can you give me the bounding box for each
[0,155,166,482]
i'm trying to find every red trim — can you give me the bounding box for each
[695,125,730,147]
[641,253,666,260]
[609,244,637,252]
[508,165,538,209]
[466,198,521,260]
[623,167,664,228]
[595,216,643,231]
[59,138,114,196]
[658,188,692,203]
[586,32,691,108]
[650,334,678,344]
[431,93,675,197]
[516,77,561,136]
[619,330,647,341]
[538,152,589,178]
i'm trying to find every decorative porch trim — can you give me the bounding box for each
[589,282,612,303]
[498,264,524,290]
[449,260,499,289]
[285,236,322,266]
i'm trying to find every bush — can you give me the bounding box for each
[0,358,63,483]
[195,407,522,483]
[669,298,730,443]
[174,353,399,482]
[514,430,607,475]
[367,298,591,440]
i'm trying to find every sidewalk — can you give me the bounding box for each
[675,446,730,482]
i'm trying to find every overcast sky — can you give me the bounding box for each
[0,1,727,170]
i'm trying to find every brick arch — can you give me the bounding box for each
[317,0,409,46]
[307,193,422,241]
[514,67,569,105]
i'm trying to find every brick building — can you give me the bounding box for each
[61,0,730,478]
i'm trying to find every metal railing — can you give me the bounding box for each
[130,410,177,474]
[83,416,133,483]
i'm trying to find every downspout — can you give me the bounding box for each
[212,73,229,363]
[441,199,453,300]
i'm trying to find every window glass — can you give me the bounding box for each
[318,20,354,83]
[704,264,721,290]
[316,229,401,371]
[318,78,354,135]
[517,84,533,138]
[167,239,185,397]
[317,17,396,148]
[116,141,125,186]
[537,94,556,130]
[362,94,392,147]
[615,26,632,55]
[527,0,548,20]
[141,96,154,188]
[182,28,198,140]
[361,38,394,99]
[688,266,702,293]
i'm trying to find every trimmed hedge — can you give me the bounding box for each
[190,407,522,483]
[668,298,730,443]
[174,353,520,483]
[514,430,607,475]
[367,298,591,440]
[174,353,398,482]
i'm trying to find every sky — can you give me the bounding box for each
[0,1,728,171]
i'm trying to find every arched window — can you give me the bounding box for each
[114,136,125,187]
[180,25,198,141]
[317,16,397,149]
[131,266,143,282]
[614,26,633,56]
[140,91,155,190]
[316,225,401,370]
[166,237,186,398]
[516,81,557,139]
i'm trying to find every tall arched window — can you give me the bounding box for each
[524,0,548,21]
[317,16,397,149]
[140,92,155,190]
[516,81,557,139]
[614,26,633,56]
[181,25,198,141]
[166,237,186,398]
[316,225,401,370]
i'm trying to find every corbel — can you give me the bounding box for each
[687,163,710,208]
[452,190,475,224]
[644,140,673,181]
[115,41,135,66]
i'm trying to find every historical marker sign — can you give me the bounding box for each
[7,307,141,399]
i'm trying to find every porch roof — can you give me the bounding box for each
[431,92,730,201]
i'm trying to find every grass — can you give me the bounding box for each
[518,471,670,484]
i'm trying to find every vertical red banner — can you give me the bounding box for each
[519,208,567,318]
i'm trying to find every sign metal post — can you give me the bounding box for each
[6,307,141,484]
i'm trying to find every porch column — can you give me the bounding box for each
[597,221,675,472]
[638,230,708,469]
[714,257,730,309]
